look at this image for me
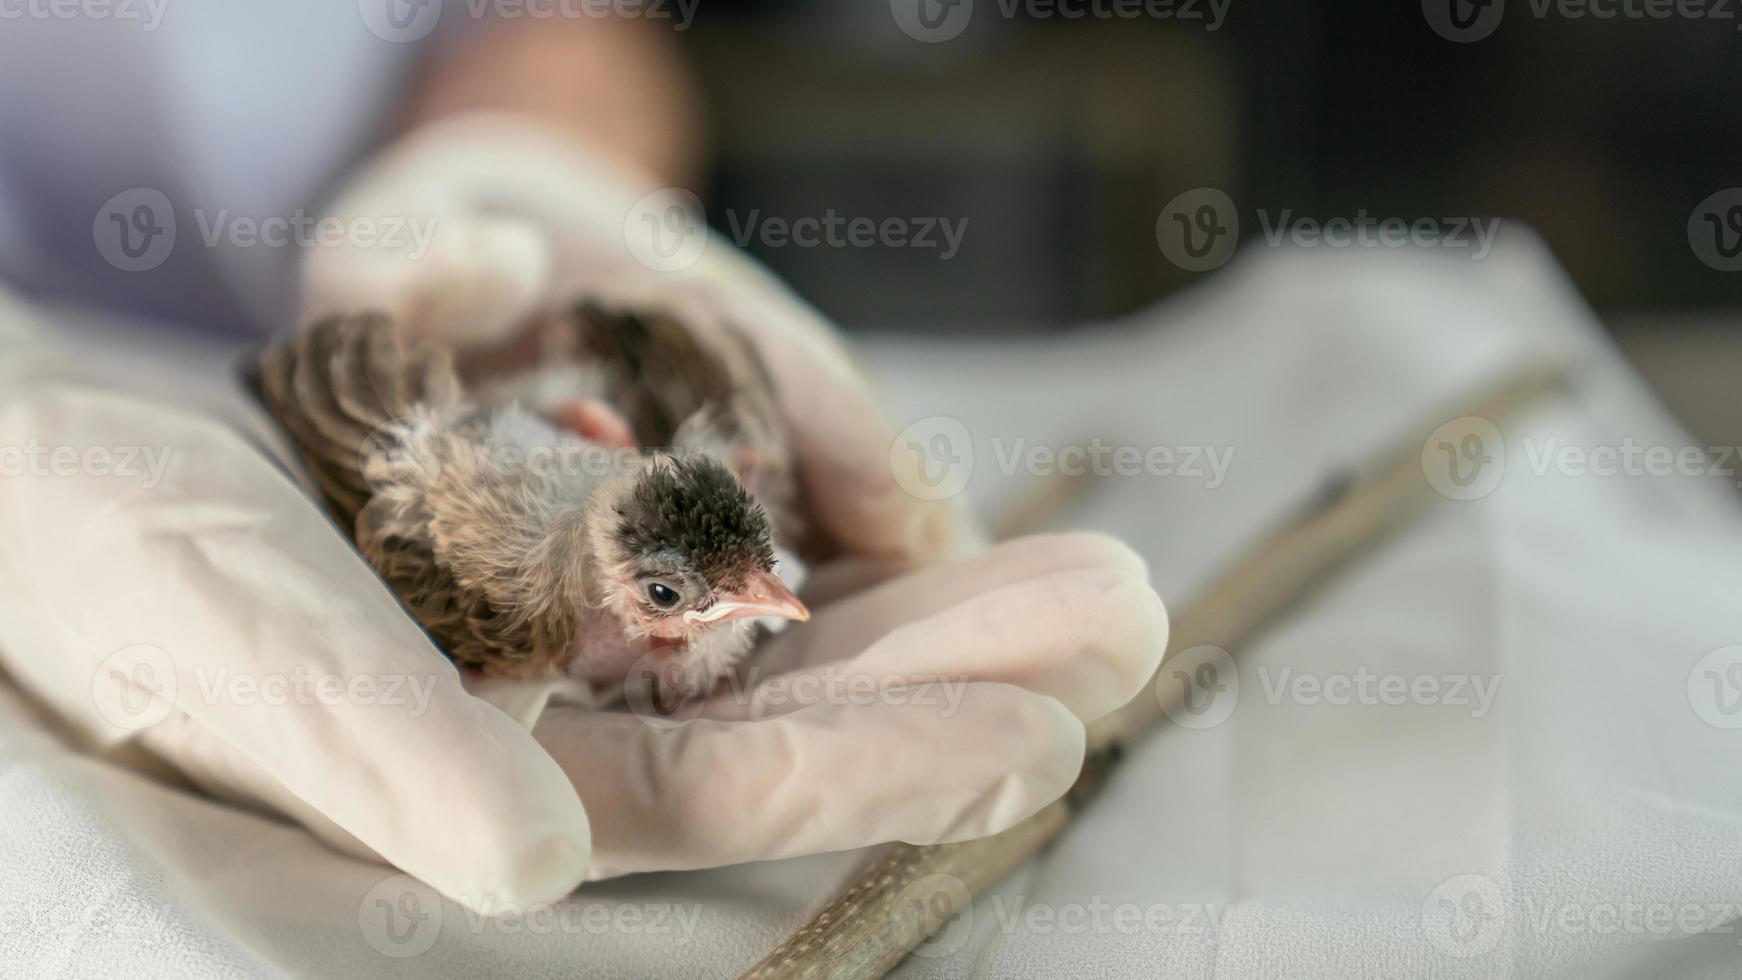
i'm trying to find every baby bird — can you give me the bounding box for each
[254,307,808,700]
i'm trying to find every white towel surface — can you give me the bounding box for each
[3,232,1739,978]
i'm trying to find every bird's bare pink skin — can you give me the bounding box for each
[552,397,638,451]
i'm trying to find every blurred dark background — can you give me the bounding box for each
[665,0,1741,444]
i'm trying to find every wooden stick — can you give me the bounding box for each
[739,362,1564,980]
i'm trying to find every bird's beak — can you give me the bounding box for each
[685,568,811,626]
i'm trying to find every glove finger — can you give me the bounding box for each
[532,683,1084,879]
[757,532,1149,674]
[711,563,1166,725]
[0,386,591,913]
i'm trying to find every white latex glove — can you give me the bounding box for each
[540,532,1168,879]
[35,113,1163,896]
[0,313,591,915]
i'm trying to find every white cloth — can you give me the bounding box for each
[3,233,1739,977]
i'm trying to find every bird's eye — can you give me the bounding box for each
[646,582,680,608]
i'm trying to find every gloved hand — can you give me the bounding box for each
[304,112,960,573]
[0,309,590,914]
[298,112,1171,882]
[0,115,1169,913]
[537,531,1168,879]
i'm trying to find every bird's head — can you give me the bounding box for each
[598,454,808,647]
